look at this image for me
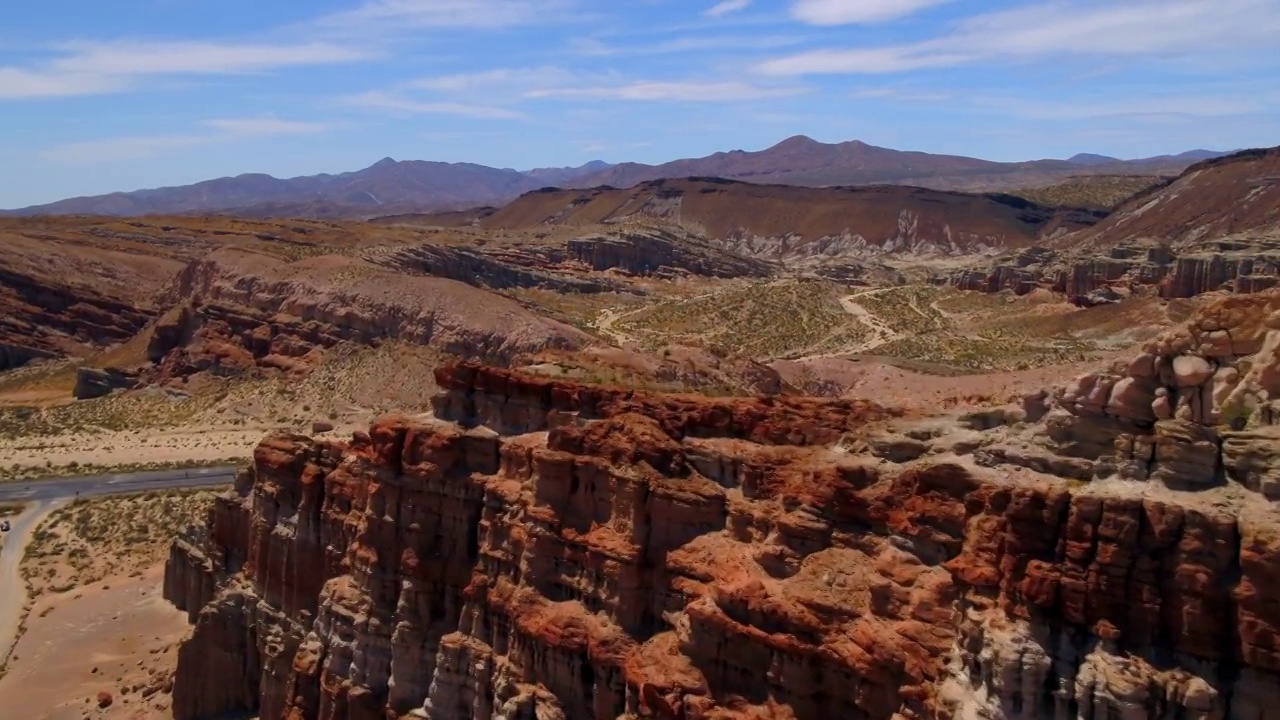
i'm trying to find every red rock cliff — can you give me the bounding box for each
[165,361,1280,720]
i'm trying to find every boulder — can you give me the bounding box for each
[73,366,139,400]
[1173,355,1214,388]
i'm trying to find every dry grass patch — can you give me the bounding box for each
[853,286,1099,372]
[508,288,648,334]
[616,279,865,359]
[21,488,223,595]
[1009,175,1168,210]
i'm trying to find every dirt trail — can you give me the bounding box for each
[0,499,68,667]
[591,307,637,345]
[837,288,901,353]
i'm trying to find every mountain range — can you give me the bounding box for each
[2,136,1231,218]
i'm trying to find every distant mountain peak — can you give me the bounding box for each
[771,134,825,151]
[1067,153,1122,165]
[371,156,398,169]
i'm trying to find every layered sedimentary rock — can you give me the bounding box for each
[0,262,163,368]
[167,329,1280,720]
[73,366,140,399]
[482,178,1100,262]
[369,244,623,294]
[141,248,590,383]
[946,238,1280,303]
[946,147,1280,302]
[0,226,185,368]
[373,226,773,291]
[560,228,773,279]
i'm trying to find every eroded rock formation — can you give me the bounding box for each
[372,226,773,291]
[167,289,1280,720]
[139,248,590,383]
[945,147,1280,303]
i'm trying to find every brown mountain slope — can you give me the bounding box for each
[1054,146,1280,250]
[1008,174,1170,211]
[573,135,1213,193]
[949,147,1280,301]
[482,178,1102,258]
[0,227,184,370]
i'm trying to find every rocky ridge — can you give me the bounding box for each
[131,247,590,385]
[481,178,1102,264]
[947,147,1280,303]
[0,232,181,370]
[164,286,1280,720]
[366,225,772,292]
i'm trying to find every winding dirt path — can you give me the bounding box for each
[0,499,69,667]
[591,307,637,345]
[837,288,902,353]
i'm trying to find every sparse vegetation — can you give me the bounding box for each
[21,488,223,595]
[1,457,245,483]
[616,279,864,359]
[1009,175,1168,210]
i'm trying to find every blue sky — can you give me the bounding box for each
[1,0,1277,207]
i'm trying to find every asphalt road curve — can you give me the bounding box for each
[0,465,240,504]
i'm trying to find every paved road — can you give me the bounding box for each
[0,465,239,504]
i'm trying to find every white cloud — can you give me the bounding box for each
[50,41,370,75]
[341,90,524,118]
[851,87,954,102]
[571,33,804,57]
[201,118,331,135]
[526,80,805,102]
[848,85,1278,120]
[759,47,967,75]
[42,117,331,164]
[315,0,573,31]
[705,0,752,18]
[408,66,579,92]
[0,40,372,100]
[983,95,1277,120]
[790,0,949,25]
[0,68,126,99]
[762,0,1280,75]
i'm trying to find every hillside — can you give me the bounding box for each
[950,146,1280,301]
[572,135,1223,193]
[1056,146,1280,249]
[1007,174,1170,211]
[480,177,1103,259]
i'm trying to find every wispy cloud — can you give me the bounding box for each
[408,66,580,92]
[851,86,955,102]
[42,117,330,164]
[0,40,372,100]
[314,0,576,33]
[790,0,950,25]
[761,0,1280,75]
[983,94,1278,121]
[201,118,332,135]
[705,0,752,18]
[340,90,524,119]
[527,80,806,102]
[50,41,370,75]
[570,33,805,57]
[849,85,1279,120]
[0,68,126,99]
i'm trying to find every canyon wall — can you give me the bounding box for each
[166,333,1280,720]
[138,248,590,383]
